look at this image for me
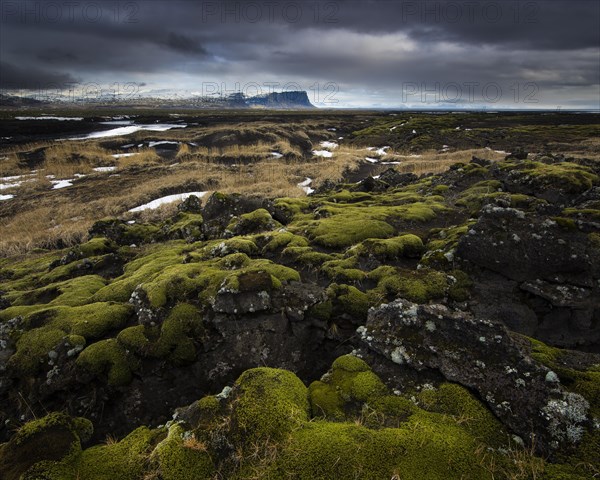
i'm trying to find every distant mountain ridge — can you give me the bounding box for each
[245,91,315,109]
[0,91,316,109]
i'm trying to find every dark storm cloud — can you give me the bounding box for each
[161,33,208,55]
[0,61,78,89]
[0,0,598,106]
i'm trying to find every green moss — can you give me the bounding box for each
[153,423,214,480]
[76,339,136,387]
[266,418,495,480]
[352,234,425,260]
[417,383,507,447]
[500,160,598,193]
[93,243,189,303]
[154,303,203,364]
[327,284,372,319]
[552,216,578,231]
[321,256,366,282]
[331,354,371,373]
[8,328,69,376]
[447,270,473,302]
[272,197,311,219]
[262,231,309,253]
[327,355,387,404]
[308,381,345,420]
[282,246,335,266]
[117,304,203,364]
[306,300,333,322]
[226,208,280,235]
[310,214,395,249]
[166,213,204,241]
[232,367,309,443]
[368,267,449,303]
[2,412,88,480]
[58,302,132,339]
[78,237,118,257]
[112,251,298,309]
[72,426,159,480]
[562,208,600,221]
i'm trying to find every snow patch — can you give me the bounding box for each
[16,116,83,121]
[70,124,186,140]
[297,178,314,195]
[129,192,208,212]
[313,150,333,158]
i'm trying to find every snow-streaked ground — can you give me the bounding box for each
[312,150,333,158]
[70,124,186,140]
[271,152,283,158]
[0,194,15,201]
[129,192,208,212]
[297,178,314,194]
[148,140,180,148]
[320,141,339,149]
[93,166,118,172]
[16,116,83,121]
[51,179,74,189]
[111,153,137,159]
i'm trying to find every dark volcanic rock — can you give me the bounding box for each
[456,204,600,348]
[360,299,593,455]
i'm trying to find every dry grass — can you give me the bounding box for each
[117,149,161,169]
[371,148,507,176]
[0,144,505,256]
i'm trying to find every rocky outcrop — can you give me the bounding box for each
[360,299,594,455]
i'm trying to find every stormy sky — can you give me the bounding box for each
[1,0,599,108]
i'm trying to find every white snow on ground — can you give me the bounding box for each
[111,153,137,158]
[0,194,15,201]
[338,136,344,140]
[408,154,422,158]
[129,192,208,212]
[381,162,402,165]
[312,150,333,158]
[327,128,337,131]
[121,144,135,149]
[16,116,83,121]
[319,141,339,149]
[51,179,74,189]
[70,124,186,140]
[93,166,117,172]
[100,120,134,125]
[148,140,180,148]
[412,130,417,134]
[376,146,390,156]
[365,157,379,164]
[455,126,461,130]
[271,152,283,158]
[390,126,398,131]
[0,182,21,190]
[297,178,314,194]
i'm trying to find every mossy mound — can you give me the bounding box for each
[7,355,590,480]
[231,367,310,443]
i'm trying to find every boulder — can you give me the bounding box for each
[360,299,592,454]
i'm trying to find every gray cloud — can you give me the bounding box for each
[0,0,598,107]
